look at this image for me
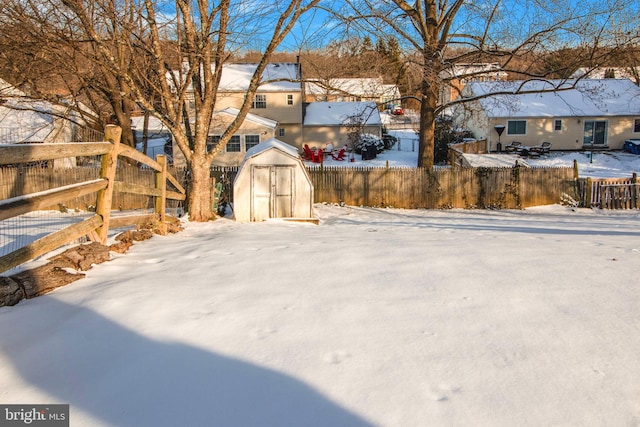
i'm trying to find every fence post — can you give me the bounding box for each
[155,154,167,233]
[633,173,638,209]
[586,177,593,208]
[94,125,122,244]
[155,155,167,220]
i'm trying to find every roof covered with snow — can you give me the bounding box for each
[0,82,65,143]
[466,79,640,118]
[130,108,277,133]
[439,63,508,80]
[168,63,301,93]
[0,78,26,97]
[130,115,169,133]
[218,107,277,129]
[303,102,382,126]
[305,78,399,98]
[218,63,300,92]
[243,137,300,160]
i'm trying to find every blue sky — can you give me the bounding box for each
[155,0,639,53]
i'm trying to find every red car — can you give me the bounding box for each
[392,106,404,115]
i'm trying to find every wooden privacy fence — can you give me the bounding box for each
[0,125,186,273]
[308,165,578,209]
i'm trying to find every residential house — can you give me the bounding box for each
[303,101,382,150]
[205,62,302,146]
[439,63,508,106]
[305,78,400,106]
[455,79,640,152]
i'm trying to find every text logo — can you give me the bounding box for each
[0,405,68,426]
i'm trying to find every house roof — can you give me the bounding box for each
[0,82,60,143]
[0,77,26,97]
[169,62,301,93]
[439,63,508,80]
[303,102,382,126]
[218,63,300,92]
[305,78,400,99]
[217,107,277,129]
[130,115,169,133]
[131,108,277,132]
[466,79,640,118]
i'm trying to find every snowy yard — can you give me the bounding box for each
[1,204,640,426]
[313,129,640,179]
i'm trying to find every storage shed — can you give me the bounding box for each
[233,138,314,222]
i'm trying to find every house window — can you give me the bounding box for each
[278,128,285,137]
[206,135,221,152]
[252,94,267,109]
[226,135,241,152]
[634,118,640,133]
[507,120,527,135]
[554,119,562,131]
[287,94,294,105]
[245,135,260,151]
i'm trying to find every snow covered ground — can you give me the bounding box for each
[465,150,640,178]
[1,204,640,426]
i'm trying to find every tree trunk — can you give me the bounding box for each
[186,156,214,221]
[418,87,437,169]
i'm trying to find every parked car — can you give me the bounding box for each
[392,106,404,115]
[355,134,385,154]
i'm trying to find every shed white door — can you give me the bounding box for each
[251,165,294,221]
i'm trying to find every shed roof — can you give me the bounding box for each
[243,138,300,160]
[466,79,640,118]
[303,101,382,126]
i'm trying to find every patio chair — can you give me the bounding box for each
[302,144,314,161]
[313,149,323,163]
[529,141,552,155]
[504,141,523,153]
[332,148,347,161]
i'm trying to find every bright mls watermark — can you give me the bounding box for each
[0,405,68,426]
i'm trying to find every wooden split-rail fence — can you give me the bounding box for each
[0,125,186,274]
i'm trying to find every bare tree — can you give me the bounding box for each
[336,0,640,168]
[2,0,319,221]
